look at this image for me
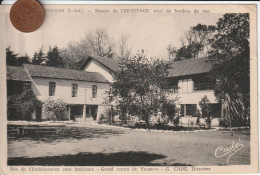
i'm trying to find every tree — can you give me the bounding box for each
[208,13,250,127]
[8,89,41,121]
[60,41,92,69]
[85,28,115,58]
[108,51,178,127]
[17,54,31,65]
[6,47,31,66]
[61,29,133,69]
[167,24,216,61]
[199,96,212,128]
[61,28,116,69]
[116,34,132,60]
[6,47,18,66]
[32,47,45,65]
[166,44,177,60]
[45,46,64,67]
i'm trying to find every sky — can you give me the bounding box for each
[5,5,223,60]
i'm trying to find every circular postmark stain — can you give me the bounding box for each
[10,0,45,33]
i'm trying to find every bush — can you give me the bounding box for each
[159,101,177,126]
[7,89,40,121]
[192,109,201,125]
[172,116,180,127]
[219,118,229,127]
[43,98,67,121]
[199,96,212,128]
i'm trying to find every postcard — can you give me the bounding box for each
[0,3,258,174]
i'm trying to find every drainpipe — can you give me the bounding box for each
[83,88,87,122]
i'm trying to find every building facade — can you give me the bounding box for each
[7,64,110,122]
[7,56,221,124]
[80,56,221,121]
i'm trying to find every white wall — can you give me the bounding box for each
[170,78,218,116]
[84,60,115,83]
[31,77,110,105]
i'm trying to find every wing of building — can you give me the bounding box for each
[7,56,220,125]
[7,64,110,122]
[80,56,221,122]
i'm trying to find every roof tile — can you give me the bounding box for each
[7,66,31,81]
[24,64,108,83]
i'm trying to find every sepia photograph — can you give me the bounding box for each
[0,3,258,174]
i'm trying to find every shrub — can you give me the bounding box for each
[172,116,180,127]
[43,98,67,121]
[219,118,229,127]
[7,89,40,121]
[159,101,177,126]
[199,96,212,128]
[192,109,201,125]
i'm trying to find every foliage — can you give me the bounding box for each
[192,109,201,125]
[32,47,45,65]
[7,89,41,120]
[108,51,178,127]
[175,42,204,61]
[159,101,177,126]
[167,23,216,61]
[61,29,132,69]
[208,13,250,127]
[45,46,64,67]
[43,98,67,121]
[6,47,31,66]
[199,96,212,128]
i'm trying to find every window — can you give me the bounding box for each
[181,104,185,117]
[92,85,97,98]
[186,104,197,116]
[71,84,78,97]
[194,82,214,91]
[49,82,56,96]
[23,82,31,91]
[181,104,197,116]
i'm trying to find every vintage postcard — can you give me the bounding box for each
[0,3,258,174]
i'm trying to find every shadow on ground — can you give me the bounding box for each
[8,151,192,166]
[8,126,125,142]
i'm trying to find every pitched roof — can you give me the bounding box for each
[24,64,108,83]
[7,66,31,81]
[80,55,212,77]
[80,55,122,72]
[168,58,212,77]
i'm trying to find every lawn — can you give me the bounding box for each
[8,124,250,166]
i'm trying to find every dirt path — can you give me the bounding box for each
[8,125,250,166]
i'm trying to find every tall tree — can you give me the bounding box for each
[61,29,130,69]
[45,46,64,67]
[108,51,178,127]
[209,13,250,126]
[6,47,31,66]
[32,48,45,65]
[60,41,92,69]
[116,34,132,60]
[17,54,31,65]
[85,28,115,58]
[6,47,18,66]
[167,24,216,61]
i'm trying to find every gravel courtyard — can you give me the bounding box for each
[8,124,250,166]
